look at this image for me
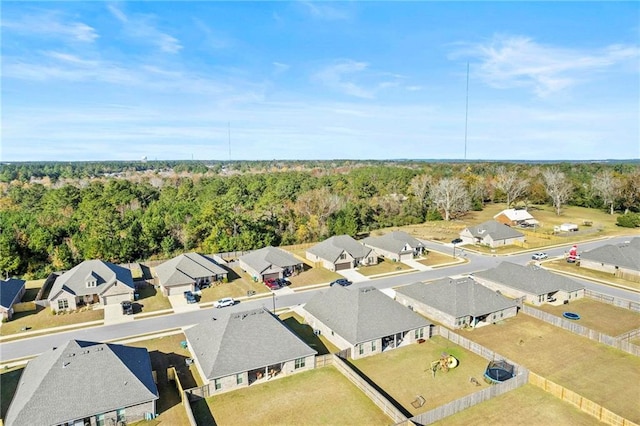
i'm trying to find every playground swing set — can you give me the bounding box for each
[427,352,459,378]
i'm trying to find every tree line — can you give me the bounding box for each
[1,161,638,279]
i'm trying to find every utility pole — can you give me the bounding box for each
[464,62,469,161]
[272,293,276,314]
[228,121,231,161]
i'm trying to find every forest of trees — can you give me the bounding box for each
[1,160,638,279]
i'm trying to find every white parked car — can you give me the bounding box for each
[214,297,236,308]
[531,252,548,260]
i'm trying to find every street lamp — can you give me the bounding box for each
[272,293,276,314]
[452,243,457,259]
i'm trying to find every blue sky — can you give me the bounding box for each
[2,1,639,161]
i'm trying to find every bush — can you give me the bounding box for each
[616,213,640,228]
[426,209,443,221]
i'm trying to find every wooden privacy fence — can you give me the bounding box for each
[529,372,639,426]
[12,301,36,313]
[315,354,334,368]
[331,354,409,424]
[521,306,640,356]
[616,328,640,341]
[408,372,529,426]
[586,290,640,313]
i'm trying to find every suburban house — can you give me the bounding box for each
[48,260,135,312]
[0,278,26,321]
[362,231,425,262]
[154,252,228,296]
[306,235,378,272]
[184,308,317,395]
[473,262,585,306]
[395,277,518,329]
[579,237,640,282]
[301,286,431,359]
[238,246,303,282]
[493,208,539,227]
[4,339,158,426]
[459,220,525,248]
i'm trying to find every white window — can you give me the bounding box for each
[371,341,376,351]
[415,328,424,339]
[95,414,105,426]
[58,299,68,310]
[214,379,222,390]
[236,373,243,385]
[359,344,364,355]
[116,409,125,423]
[294,357,306,369]
[339,253,346,260]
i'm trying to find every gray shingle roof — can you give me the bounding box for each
[155,252,227,287]
[4,340,158,426]
[474,262,584,295]
[396,278,517,318]
[49,260,134,300]
[464,220,524,240]
[238,246,301,274]
[303,286,431,345]
[307,235,372,263]
[580,237,640,272]
[0,278,25,309]
[362,231,424,254]
[185,308,316,380]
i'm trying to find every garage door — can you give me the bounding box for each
[399,253,413,261]
[168,284,192,296]
[335,262,352,271]
[103,293,132,306]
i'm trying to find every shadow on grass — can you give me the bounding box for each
[147,350,199,415]
[190,398,217,426]
[137,284,159,300]
[341,357,413,419]
[281,317,331,355]
[1,368,24,419]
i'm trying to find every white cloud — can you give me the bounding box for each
[453,35,640,97]
[313,60,375,99]
[300,1,351,20]
[1,11,98,42]
[106,4,182,54]
[272,62,290,75]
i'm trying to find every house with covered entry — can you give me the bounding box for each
[362,230,425,262]
[301,286,431,359]
[184,308,317,395]
[48,260,135,312]
[238,246,303,282]
[473,262,584,306]
[0,278,26,321]
[154,252,228,296]
[4,339,158,426]
[493,208,539,228]
[579,237,640,283]
[395,277,518,329]
[459,220,525,248]
[306,235,377,272]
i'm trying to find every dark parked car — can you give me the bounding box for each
[275,278,290,287]
[121,300,133,315]
[330,278,352,287]
[184,291,197,304]
[451,238,463,244]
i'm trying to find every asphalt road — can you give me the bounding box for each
[1,234,638,363]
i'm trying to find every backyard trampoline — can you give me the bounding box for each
[484,360,515,384]
[563,312,581,320]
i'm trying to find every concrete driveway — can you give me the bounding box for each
[338,268,369,283]
[103,304,134,325]
[401,258,431,271]
[169,294,201,313]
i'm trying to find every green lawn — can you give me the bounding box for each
[535,298,640,337]
[286,263,342,288]
[278,312,340,355]
[136,283,172,312]
[351,336,492,416]
[358,258,412,276]
[544,259,640,291]
[0,367,24,421]
[198,266,269,303]
[191,366,392,426]
[430,384,605,426]
[0,306,103,337]
[418,250,460,267]
[461,315,640,423]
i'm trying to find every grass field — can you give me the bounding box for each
[136,283,172,312]
[0,305,104,337]
[358,258,413,276]
[278,312,340,355]
[430,384,605,426]
[544,260,640,291]
[127,333,202,426]
[461,315,640,423]
[0,367,23,421]
[191,366,392,426]
[418,250,460,267]
[286,263,342,288]
[535,298,640,337]
[198,266,269,303]
[351,336,492,416]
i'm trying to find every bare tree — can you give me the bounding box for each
[542,169,572,216]
[592,170,621,215]
[430,177,470,221]
[295,187,344,235]
[409,174,432,215]
[493,167,529,208]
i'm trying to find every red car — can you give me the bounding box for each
[264,278,280,290]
